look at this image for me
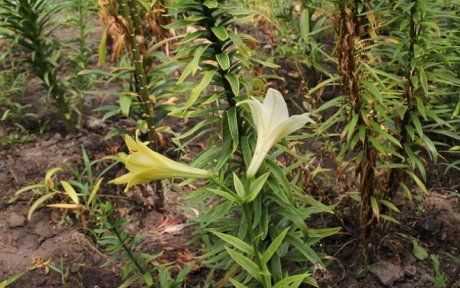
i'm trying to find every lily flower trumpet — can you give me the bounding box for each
[111,135,212,191]
[246,88,314,177]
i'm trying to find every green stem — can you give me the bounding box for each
[108,219,145,275]
[201,3,237,107]
[389,0,418,198]
[242,203,271,288]
[200,1,246,163]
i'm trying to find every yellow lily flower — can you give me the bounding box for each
[111,135,212,191]
[247,88,314,177]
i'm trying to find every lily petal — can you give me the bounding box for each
[247,135,273,178]
[248,98,268,136]
[246,89,314,177]
[264,88,289,125]
[271,114,314,141]
[111,135,212,191]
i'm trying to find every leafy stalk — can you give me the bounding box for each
[336,0,377,241]
[118,0,156,142]
[0,0,77,126]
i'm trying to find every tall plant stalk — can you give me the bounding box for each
[118,0,156,143]
[118,0,164,210]
[0,0,77,127]
[388,0,418,198]
[201,5,237,109]
[336,0,376,241]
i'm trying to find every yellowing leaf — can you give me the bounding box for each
[0,272,26,288]
[406,171,428,194]
[28,192,58,220]
[98,28,108,66]
[15,184,46,197]
[182,70,216,111]
[371,196,380,221]
[45,167,62,189]
[47,203,83,210]
[61,181,79,204]
[88,178,103,206]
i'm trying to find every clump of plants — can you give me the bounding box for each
[111,87,332,287]
[5,0,460,287]
[0,0,79,126]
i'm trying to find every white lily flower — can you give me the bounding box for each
[247,88,314,177]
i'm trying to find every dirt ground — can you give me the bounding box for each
[0,130,201,287]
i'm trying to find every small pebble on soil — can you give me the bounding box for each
[369,261,405,287]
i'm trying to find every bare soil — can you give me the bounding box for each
[0,130,199,287]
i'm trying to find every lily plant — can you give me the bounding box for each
[105,87,324,287]
[246,88,314,177]
[112,88,313,190]
[111,135,212,191]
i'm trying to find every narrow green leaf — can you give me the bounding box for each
[380,199,400,213]
[262,228,290,264]
[204,0,218,9]
[211,26,229,41]
[346,113,359,143]
[412,240,429,260]
[227,108,239,152]
[182,70,216,111]
[289,235,322,265]
[380,214,400,224]
[419,67,429,96]
[143,272,153,287]
[211,231,254,255]
[208,188,239,203]
[233,173,246,199]
[299,8,310,41]
[178,45,208,83]
[15,184,46,197]
[410,114,423,138]
[229,279,249,288]
[216,53,231,71]
[273,274,312,288]
[225,73,240,97]
[225,247,262,282]
[119,94,132,117]
[246,172,270,203]
[0,272,26,288]
[307,227,341,239]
